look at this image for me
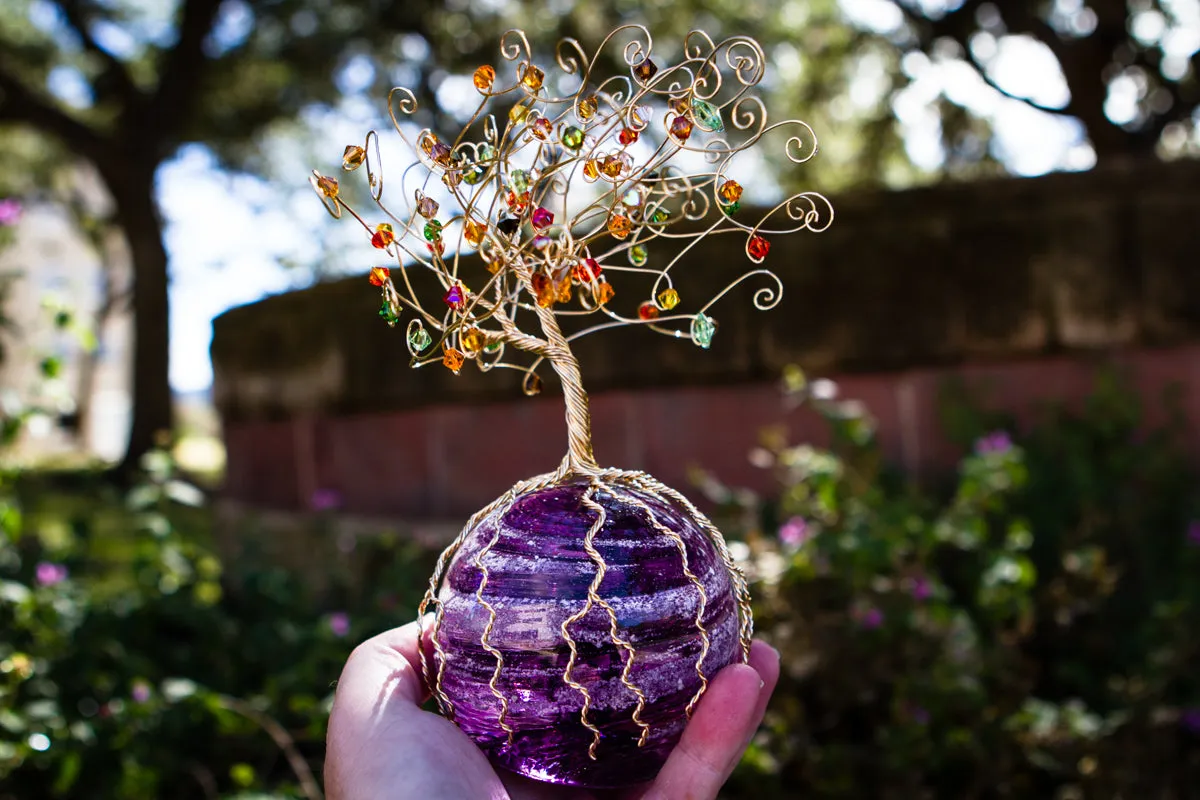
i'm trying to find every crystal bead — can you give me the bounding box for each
[443,347,465,373]
[622,187,642,207]
[691,314,716,348]
[419,134,437,155]
[619,128,639,146]
[722,201,741,216]
[408,325,432,353]
[556,274,572,303]
[561,126,585,150]
[315,175,339,198]
[509,103,530,123]
[630,244,648,266]
[691,98,724,132]
[484,341,502,353]
[669,115,693,143]
[442,170,462,189]
[669,95,689,114]
[573,258,601,282]
[595,281,615,305]
[462,164,486,185]
[630,105,651,127]
[531,207,554,230]
[601,157,623,179]
[523,372,543,395]
[342,145,365,171]
[718,179,743,204]
[521,64,545,92]
[430,142,452,165]
[368,266,390,286]
[444,283,467,311]
[464,219,485,247]
[473,65,496,91]
[505,190,530,215]
[497,217,521,238]
[531,117,553,140]
[638,301,660,321]
[578,95,598,120]
[378,301,400,327]
[747,234,771,261]
[582,159,600,180]
[651,208,670,224]
[423,220,443,241]
[478,143,496,161]
[532,234,551,249]
[461,326,485,352]
[658,288,680,310]
[633,58,658,83]
[428,239,445,257]
[532,272,555,308]
[371,223,395,249]
[607,214,632,239]
[508,169,530,194]
[418,195,439,219]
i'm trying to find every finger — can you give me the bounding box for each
[743,640,781,748]
[643,655,774,800]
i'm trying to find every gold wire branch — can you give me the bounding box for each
[312,25,831,472]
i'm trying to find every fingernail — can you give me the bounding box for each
[758,678,765,690]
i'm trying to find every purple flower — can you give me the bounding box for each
[0,198,22,226]
[1182,708,1200,733]
[778,516,811,547]
[911,576,932,601]
[35,562,68,586]
[131,681,151,703]
[911,705,930,725]
[1187,521,1200,547]
[328,612,350,638]
[974,430,1012,456]
[310,488,342,512]
[856,606,884,629]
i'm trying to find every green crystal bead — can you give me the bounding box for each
[378,301,400,327]
[484,341,502,353]
[651,208,670,224]
[509,169,530,194]
[408,325,432,353]
[561,125,585,151]
[722,200,741,216]
[423,220,443,241]
[691,98,724,132]
[477,144,496,161]
[629,245,648,266]
[462,164,486,185]
[691,313,716,349]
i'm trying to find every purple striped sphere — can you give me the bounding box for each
[431,477,742,788]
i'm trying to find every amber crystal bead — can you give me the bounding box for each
[633,58,658,83]
[669,115,693,143]
[473,65,495,91]
[531,272,555,308]
[315,175,339,198]
[618,128,639,146]
[443,347,465,374]
[464,219,485,247]
[521,64,545,92]
[460,326,485,353]
[638,301,660,321]
[342,145,365,171]
[555,274,572,303]
[371,223,395,249]
[509,102,530,123]
[578,95,598,120]
[658,288,680,310]
[601,157,623,179]
[718,179,743,204]
[594,281,615,305]
[747,234,771,261]
[582,159,600,180]
[607,214,632,239]
[368,266,390,286]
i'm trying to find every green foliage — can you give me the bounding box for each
[0,453,436,799]
[718,369,1200,799]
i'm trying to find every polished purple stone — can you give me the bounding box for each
[433,478,740,788]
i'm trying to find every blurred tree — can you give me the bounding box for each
[886,0,1200,163]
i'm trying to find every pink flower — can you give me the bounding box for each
[974,430,1012,455]
[856,606,883,629]
[35,562,68,586]
[778,516,811,547]
[328,612,350,638]
[911,576,932,601]
[310,488,342,512]
[131,681,151,703]
[0,198,21,226]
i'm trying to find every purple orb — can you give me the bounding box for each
[432,478,742,788]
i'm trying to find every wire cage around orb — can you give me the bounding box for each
[310,24,832,789]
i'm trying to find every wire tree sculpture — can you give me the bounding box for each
[311,24,833,789]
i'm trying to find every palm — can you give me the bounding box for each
[325,622,779,800]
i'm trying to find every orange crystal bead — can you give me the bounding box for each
[555,274,572,303]
[638,301,660,321]
[368,266,390,286]
[578,95,598,120]
[443,347,465,374]
[342,146,365,171]
[582,159,600,180]
[521,64,545,92]
[315,175,339,198]
[718,179,743,204]
[601,157,623,179]
[595,281,615,305]
[464,219,485,247]
[531,272,555,308]
[473,65,495,91]
[607,214,632,239]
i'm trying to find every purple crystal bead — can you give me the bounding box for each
[432,478,742,788]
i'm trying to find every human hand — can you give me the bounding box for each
[325,620,780,800]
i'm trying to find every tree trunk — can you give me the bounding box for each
[104,166,172,478]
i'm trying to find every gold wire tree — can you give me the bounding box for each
[311,24,832,475]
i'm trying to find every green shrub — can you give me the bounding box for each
[720,368,1200,799]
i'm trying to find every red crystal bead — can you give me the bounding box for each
[444,283,467,310]
[368,266,390,286]
[573,258,601,282]
[638,301,660,321]
[531,207,554,230]
[371,223,395,249]
[669,115,693,143]
[747,234,770,261]
[618,128,639,146]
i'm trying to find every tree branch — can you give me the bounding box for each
[150,0,224,141]
[961,46,1073,116]
[54,0,141,109]
[0,64,107,159]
